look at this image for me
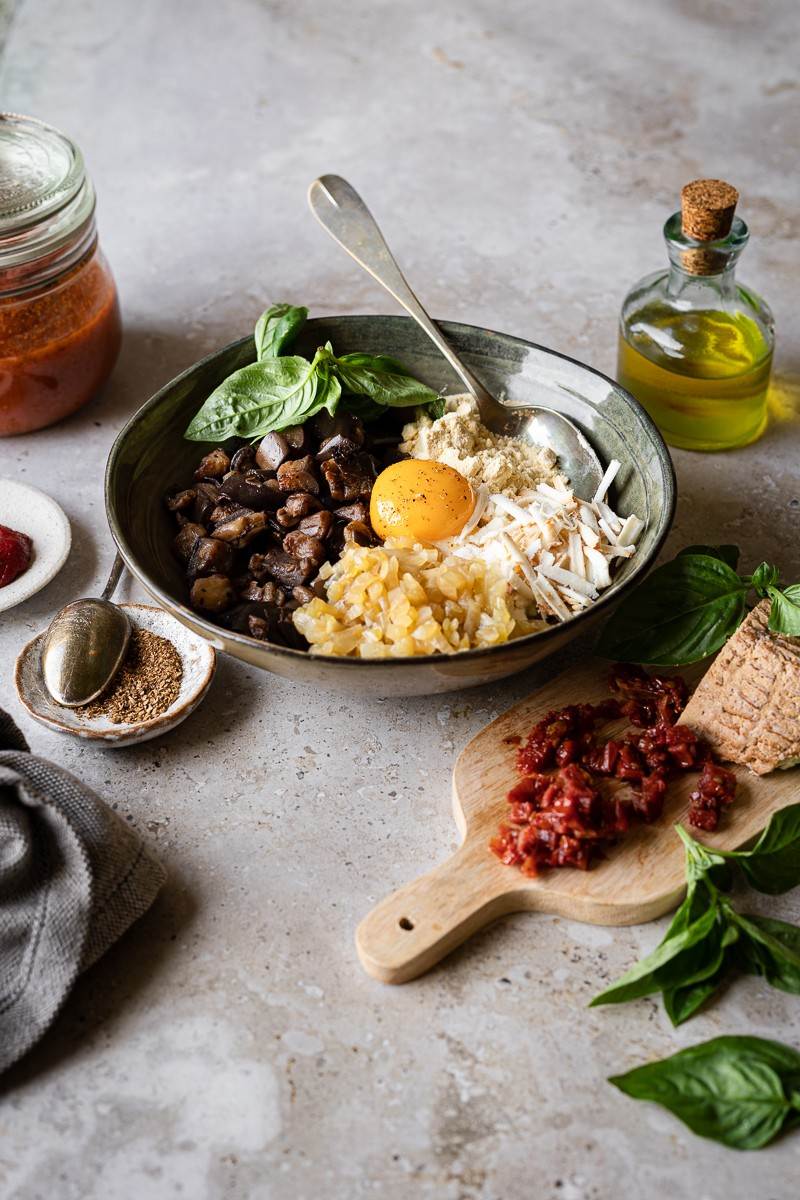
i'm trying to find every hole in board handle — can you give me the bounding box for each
[398,917,414,931]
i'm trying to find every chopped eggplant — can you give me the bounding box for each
[261,548,316,589]
[166,487,197,513]
[283,530,327,567]
[230,445,257,473]
[173,522,207,563]
[187,536,235,578]
[297,509,333,540]
[255,431,290,471]
[276,458,320,495]
[194,447,231,480]
[190,574,235,613]
[212,508,268,548]
[219,472,282,511]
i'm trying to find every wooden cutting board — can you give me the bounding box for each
[356,661,799,984]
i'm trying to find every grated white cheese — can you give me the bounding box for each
[401,394,644,629]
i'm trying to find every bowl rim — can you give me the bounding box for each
[105,315,676,670]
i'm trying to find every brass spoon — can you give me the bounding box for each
[307,174,604,501]
[41,554,131,707]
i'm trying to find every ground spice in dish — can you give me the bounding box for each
[80,627,183,725]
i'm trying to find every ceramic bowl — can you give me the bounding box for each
[105,316,675,697]
[15,603,216,746]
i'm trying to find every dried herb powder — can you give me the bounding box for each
[80,627,183,724]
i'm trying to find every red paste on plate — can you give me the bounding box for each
[0,523,33,587]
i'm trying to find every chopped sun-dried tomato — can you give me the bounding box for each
[492,665,736,875]
[688,760,737,831]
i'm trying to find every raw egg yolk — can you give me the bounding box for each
[370,460,475,542]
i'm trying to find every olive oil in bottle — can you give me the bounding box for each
[617,180,774,451]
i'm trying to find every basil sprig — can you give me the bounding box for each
[610,1036,800,1150]
[596,545,800,665]
[254,302,308,359]
[185,302,441,442]
[591,806,800,1024]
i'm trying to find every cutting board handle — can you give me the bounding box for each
[355,840,524,984]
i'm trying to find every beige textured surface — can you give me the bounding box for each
[1,2,799,1198]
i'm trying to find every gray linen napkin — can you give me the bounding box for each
[0,708,165,1073]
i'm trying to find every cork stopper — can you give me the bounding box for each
[679,179,739,275]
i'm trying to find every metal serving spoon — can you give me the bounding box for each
[41,554,131,707]
[307,174,603,501]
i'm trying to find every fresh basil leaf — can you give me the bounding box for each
[254,303,308,360]
[426,395,447,420]
[718,803,800,894]
[314,366,342,419]
[185,356,319,441]
[663,970,724,1026]
[342,394,389,423]
[734,913,800,994]
[609,1035,800,1149]
[595,553,749,665]
[767,585,800,636]
[334,353,438,407]
[675,823,733,890]
[751,561,781,596]
[590,896,720,1006]
[679,544,740,571]
[662,921,739,1025]
[337,351,413,377]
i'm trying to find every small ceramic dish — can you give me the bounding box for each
[14,603,216,747]
[0,478,72,613]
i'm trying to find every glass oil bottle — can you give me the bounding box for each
[617,180,774,451]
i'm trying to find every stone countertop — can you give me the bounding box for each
[1,1,799,1197]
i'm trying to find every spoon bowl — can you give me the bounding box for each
[40,555,131,707]
[307,174,605,500]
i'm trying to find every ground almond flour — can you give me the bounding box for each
[400,394,565,496]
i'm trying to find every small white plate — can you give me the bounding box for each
[0,479,72,613]
[15,603,217,747]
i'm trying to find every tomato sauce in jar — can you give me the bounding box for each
[0,114,121,436]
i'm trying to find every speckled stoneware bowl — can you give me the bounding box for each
[15,603,216,746]
[105,316,675,697]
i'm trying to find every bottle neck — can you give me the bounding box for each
[665,259,739,302]
[662,210,748,303]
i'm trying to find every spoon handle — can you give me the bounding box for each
[308,175,496,407]
[101,553,125,600]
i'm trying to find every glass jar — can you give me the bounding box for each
[617,190,774,452]
[0,113,121,436]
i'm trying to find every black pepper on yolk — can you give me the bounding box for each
[369,460,475,542]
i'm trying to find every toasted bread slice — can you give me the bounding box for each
[681,600,800,775]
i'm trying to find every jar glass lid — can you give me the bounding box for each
[0,113,96,281]
[0,113,86,232]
